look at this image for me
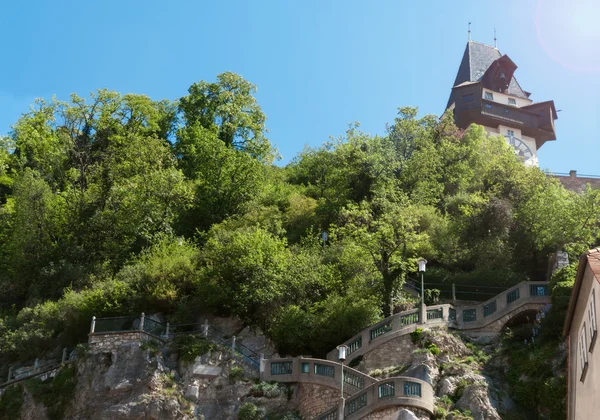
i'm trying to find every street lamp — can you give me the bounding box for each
[418,258,427,324]
[337,345,348,419]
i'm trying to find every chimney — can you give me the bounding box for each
[569,170,577,178]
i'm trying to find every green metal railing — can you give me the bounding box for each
[400,311,419,326]
[94,316,138,333]
[314,363,335,377]
[370,321,392,341]
[426,308,443,320]
[345,392,368,415]
[483,301,497,317]
[270,361,292,375]
[347,336,362,355]
[378,381,395,398]
[318,407,338,420]
[507,288,520,304]
[344,370,365,389]
[463,309,477,322]
[404,381,422,397]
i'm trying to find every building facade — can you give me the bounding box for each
[446,41,558,167]
[563,248,600,420]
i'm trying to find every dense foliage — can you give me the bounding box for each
[0,74,598,384]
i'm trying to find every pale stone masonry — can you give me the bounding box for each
[88,331,164,353]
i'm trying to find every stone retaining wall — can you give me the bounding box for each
[88,331,164,353]
[360,406,429,420]
[362,335,416,372]
[293,382,341,419]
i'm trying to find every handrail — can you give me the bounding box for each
[344,376,434,419]
[327,281,550,363]
[261,357,376,394]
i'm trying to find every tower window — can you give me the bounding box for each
[508,98,517,105]
[485,104,493,109]
[484,92,494,100]
[462,94,474,103]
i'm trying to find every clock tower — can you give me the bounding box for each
[446,41,558,166]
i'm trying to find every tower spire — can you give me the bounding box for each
[494,28,497,48]
[468,22,471,41]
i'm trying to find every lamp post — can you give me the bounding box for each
[337,345,348,419]
[418,258,427,324]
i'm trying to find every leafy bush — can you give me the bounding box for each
[452,378,470,403]
[170,334,214,364]
[410,328,424,344]
[251,381,283,398]
[0,384,24,420]
[229,366,245,383]
[25,365,77,420]
[268,294,380,357]
[434,405,448,419]
[369,369,382,377]
[238,402,263,420]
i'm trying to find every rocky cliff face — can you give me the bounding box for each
[4,325,521,420]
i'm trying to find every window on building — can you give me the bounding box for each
[484,91,494,100]
[508,98,517,105]
[580,324,589,382]
[462,94,474,103]
[485,104,493,109]
[589,289,598,351]
[507,130,515,136]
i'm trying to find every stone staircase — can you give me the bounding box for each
[260,357,434,419]
[260,281,551,419]
[326,280,551,364]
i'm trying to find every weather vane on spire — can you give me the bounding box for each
[468,22,472,41]
[494,28,497,48]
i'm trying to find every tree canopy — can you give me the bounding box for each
[0,74,598,369]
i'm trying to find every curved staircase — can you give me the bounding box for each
[261,281,551,419]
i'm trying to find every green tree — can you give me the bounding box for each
[179,72,273,162]
[334,197,434,316]
[199,224,290,327]
[175,123,265,234]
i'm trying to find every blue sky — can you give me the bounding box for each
[1,0,598,173]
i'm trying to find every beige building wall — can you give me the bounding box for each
[482,124,539,167]
[482,89,533,107]
[567,263,600,420]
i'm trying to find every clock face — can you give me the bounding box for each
[505,135,533,162]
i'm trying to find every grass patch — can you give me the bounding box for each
[410,328,441,355]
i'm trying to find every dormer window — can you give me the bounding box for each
[484,92,494,100]
[507,130,515,136]
[508,98,517,106]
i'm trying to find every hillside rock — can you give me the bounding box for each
[65,343,192,420]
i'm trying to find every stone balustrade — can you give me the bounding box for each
[260,357,375,396]
[344,376,434,419]
[327,281,550,363]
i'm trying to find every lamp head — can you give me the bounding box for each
[337,345,347,361]
[418,258,427,272]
